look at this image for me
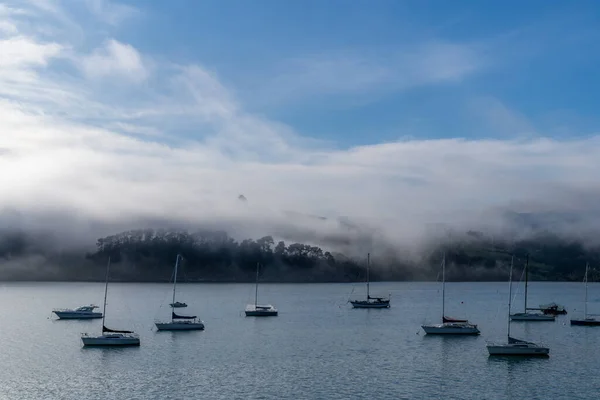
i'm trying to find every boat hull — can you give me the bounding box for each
[81,334,140,346]
[350,301,390,309]
[510,313,555,321]
[245,304,278,316]
[53,311,103,320]
[245,310,278,316]
[155,321,205,330]
[422,324,480,335]
[570,318,600,326]
[487,344,549,356]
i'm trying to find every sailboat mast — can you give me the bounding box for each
[508,255,514,339]
[255,262,259,307]
[524,254,529,313]
[101,257,110,334]
[366,253,370,299]
[442,252,446,320]
[584,262,589,319]
[172,254,180,321]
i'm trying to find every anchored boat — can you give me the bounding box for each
[510,255,555,322]
[349,253,390,309]
[155,254,204,331]
[487,255,549,357]
[81,257,140,347]
[53,305,102,320]
[422,252,479,335]
[570,263,600,326]
[245,262,278,317]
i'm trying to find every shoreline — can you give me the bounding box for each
[0,278,579,283]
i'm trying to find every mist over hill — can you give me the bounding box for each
[0,209,598,282]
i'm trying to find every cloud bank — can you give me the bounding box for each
[1,0,599,257]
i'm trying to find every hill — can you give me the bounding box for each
[0,227,598,282]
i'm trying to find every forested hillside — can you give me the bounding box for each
[0,228,598,282]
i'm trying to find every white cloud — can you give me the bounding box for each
[0,20,17,34]
[0,36,62,67]
[80,39,148,82]
[410,42,482,83]
[110,122,163,138]
[261,41,483,105]
[171,65,238,121]
[468,97,537,138]
[84,0,138,26]
[3,86,600,251]
[0,35,75,112]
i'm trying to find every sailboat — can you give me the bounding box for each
[350,253,390,308]
[487,255,550,356]
[422,252,480,335]
[81,257,140,346]
[509,254,555,321]
[155,254,205,331]
[570,262,600,326]
[245,263,277,316]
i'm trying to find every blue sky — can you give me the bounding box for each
[2,0,600,246]
[102,0,600,146]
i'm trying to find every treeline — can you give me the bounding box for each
[0,228,599,281]
[85,229,361,282]
[435,231,600,281]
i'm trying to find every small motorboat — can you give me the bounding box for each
[53,305,103,319]
[540,303,567,315]
[170,301,188,308]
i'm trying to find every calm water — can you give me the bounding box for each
[0,281,599,399]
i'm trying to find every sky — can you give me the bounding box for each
[1,0,600,250]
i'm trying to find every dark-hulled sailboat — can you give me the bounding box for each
[81,257,140,346]
[350,253,390,309]
[570,263,600,326]
[155,254,205,331]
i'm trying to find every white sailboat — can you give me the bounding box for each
[245,262,277,316]
[81,257,140,346]
[422,252,480,335]
[53,305,102,320]
[570,262,600,326]
[155,254,205,331]
[487,256,549,356]
[509,254,555,321]
[350,253,390,309]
